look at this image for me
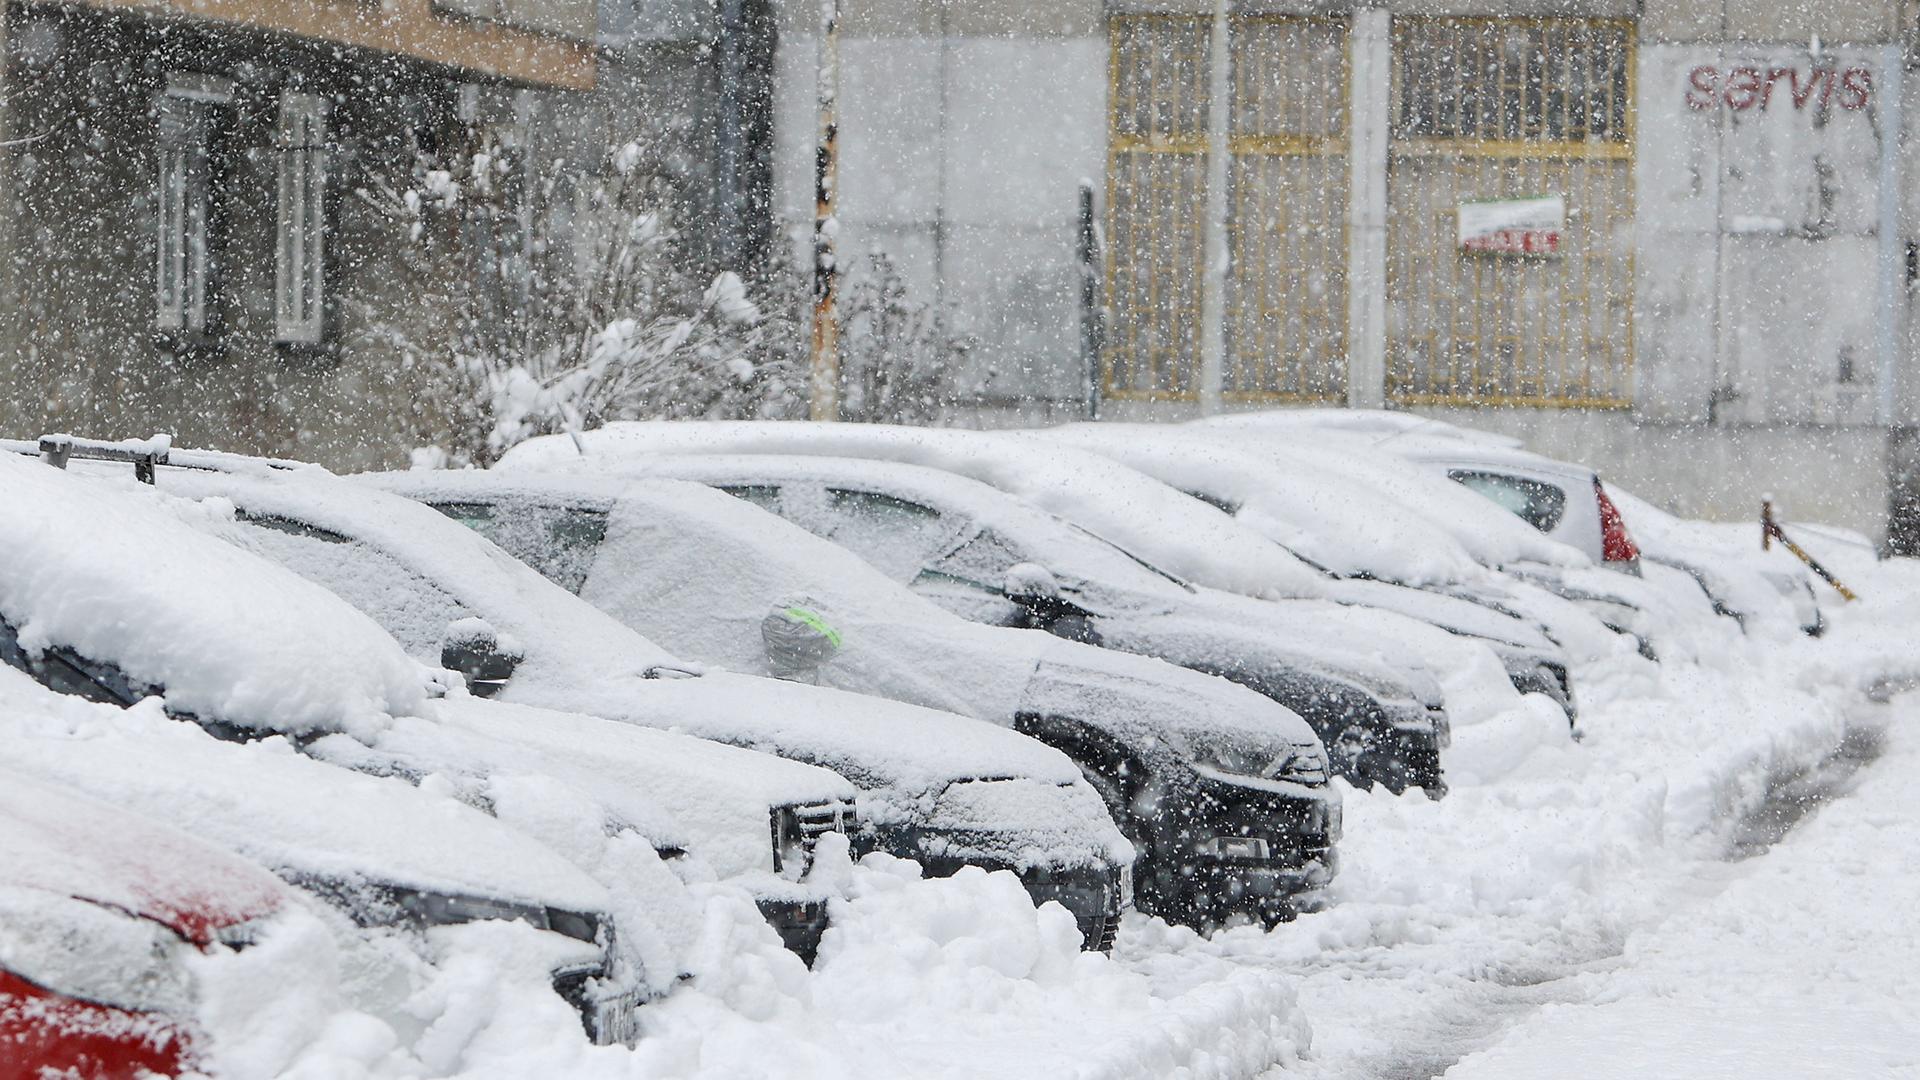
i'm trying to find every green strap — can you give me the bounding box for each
[782,606,842,648]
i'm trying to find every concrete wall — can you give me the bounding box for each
[771,0,1106,404]
[764,0,1917,541]
[0,4,462,469]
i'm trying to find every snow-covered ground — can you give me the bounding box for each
[579,552,1917,1080]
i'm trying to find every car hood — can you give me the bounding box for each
[0,668,611,918]
[1024,634,1322,750]
[1320,577,1560,654]
[392,694,856,880]
[513,668,1085,797]
[0,764,290,946]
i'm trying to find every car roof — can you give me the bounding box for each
[1034,423,1490,587]
[500,421,1333,601]
[1191,407,1526,448]
[0,764,289,945]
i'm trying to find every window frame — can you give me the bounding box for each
[154,74,233,348]
[274,91,331,347]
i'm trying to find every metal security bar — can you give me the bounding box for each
[1386,18,1635,408]
[1225,16,1348,402]
[1106,15,1211,400]
[1105,15,1350,402]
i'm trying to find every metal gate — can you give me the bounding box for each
[1386,17,1635,407]
[1105,15,1349,402]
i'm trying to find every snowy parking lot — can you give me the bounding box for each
[4,431,1914,1080]
[147,533,1904,1080]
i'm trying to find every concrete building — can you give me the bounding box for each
[771,0,1920,548]
[0,0,605,466]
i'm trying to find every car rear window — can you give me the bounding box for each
[1448,470,1567,533]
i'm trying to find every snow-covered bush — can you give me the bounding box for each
[835,247,969,426]
[357,125,803,467]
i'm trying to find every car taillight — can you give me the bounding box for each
[0,888,198,1015]
[1594,479,1640,563]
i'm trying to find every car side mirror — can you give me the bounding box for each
[762,601,840,684]
[1001,562,1103,646]
[441,618,521,699]
[1002,562,1062,606]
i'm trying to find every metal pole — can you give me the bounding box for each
[714,0,747,270]
[809,0,842,421]
[1079,179,1103,421]
[1194,0,1231,415]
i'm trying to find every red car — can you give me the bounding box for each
[0,767,289,1079]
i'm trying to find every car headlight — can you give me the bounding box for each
[1182,733,1328,785]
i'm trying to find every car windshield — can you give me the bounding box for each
[433,501,611,596]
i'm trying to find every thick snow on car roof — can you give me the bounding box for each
[499,421,1333,600]
[0,764,289,946]
[1035,423,1490,587]
[0,667,612,915]
[365,470,1325,755]
[1196,407,1524,448]
[167,467,1071,799]
[1173,423,1585,575]
[0,455,424,737]
[151,466,686,684]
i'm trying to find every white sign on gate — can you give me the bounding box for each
[1457,195,1565,255]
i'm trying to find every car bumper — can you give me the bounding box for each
[755,896,832,965]
[1160,776,1340,921]
[916,854,1129,953]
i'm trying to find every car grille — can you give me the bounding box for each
[771,798,856,873]
[1089,910,1122,953]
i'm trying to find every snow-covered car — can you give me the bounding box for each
[0,451,767,1038]
[499,434,1452,795]
[1030,423,1579,719]
[0,662,639,1044]
[91,453,1137,951]
[363,469,1340,927]
[1388,438,1645,573]
[1179,416,1665,662]
[1603,484,1824,637]
[0,766,293,1079]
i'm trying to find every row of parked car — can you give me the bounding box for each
[0,410,1833,1073]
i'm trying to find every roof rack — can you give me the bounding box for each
[4,433,317,484]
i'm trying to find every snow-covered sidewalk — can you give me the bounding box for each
[1442,693,1918,1079]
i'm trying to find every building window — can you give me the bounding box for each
[275,92,329,345]
[155,74,231,345]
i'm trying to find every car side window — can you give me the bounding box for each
[429,500,610,596]
[0,618,147,707]
[815,489,952,581]
[924,527,1029,590]
[236,516,471,657]
[1449,470,1568,533]
[714,485,784,514]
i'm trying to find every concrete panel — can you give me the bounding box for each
[772,36,819,221]
[1712,49,1885,235]
[1637,46,1723,236]
[836,221,943,300]
[1721,0,1894,46]
[839,37,945,224]
[773,35,945,225]
[1641,0,1723,44]
[941,223,1087,400]
[1383,0,1636,14]
[1633,242,1719,423]
[1718,233,1881,427]
[942,37,1106,228]
[946,0,1102,37]
[771,0,942,37]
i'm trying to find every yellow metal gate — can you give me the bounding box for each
[1386,17,1636,407]
[1105,15,1349,402]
